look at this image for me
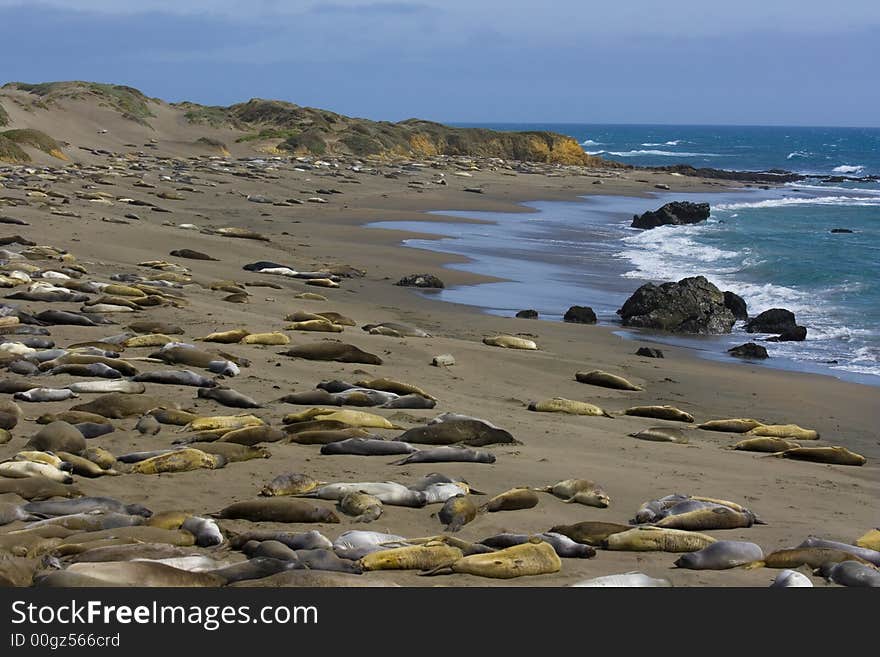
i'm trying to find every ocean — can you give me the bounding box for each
[370,124,880,385]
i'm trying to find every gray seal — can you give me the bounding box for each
[674,540,764,569]
[197,387,261,408]
[23,496,151,518]
[181,516,224,547]
[228,530,332,551]
[479,532,596,558]
[133,370,217,387]
[320,438,419,456]
[815,561,880,587]
[798,536,880,566]
[395,419,516,447]
[392,447,496,465]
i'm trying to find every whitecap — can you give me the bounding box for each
[607,150,722,157]
[832,164,864,174]
[786,151,809,159]
[715,195,880,211]
[581,139,602,146]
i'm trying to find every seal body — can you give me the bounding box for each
[260,473,324,497]
[575,370,642,391]
[674,541,764,569]
[482,335,538,350]
[392,447,496,465]
[630,427,689,444]
[572,572,671,587]
[481,488,539,512]
[439,495,477,531]
[540,479,610,508]
[216,499,339,523]
[441,540,561,579]
[528,398,611,417]
[625,406,694,422]
[604,527,717,552]
[698,418,764,433]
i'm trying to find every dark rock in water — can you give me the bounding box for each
[723,291,748,321]
[563,306,597,324]
[635,347,664,358]
[766,326,807,342]
[830,228,854,234]
[631,201,710,230]
[650,164,803,184]
[728,342,769,359]
[746,308,797,334]
[515,309,538,319]
[395,273,444,289]
[617,276,735,334]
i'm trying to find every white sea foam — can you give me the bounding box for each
[786,150,809,159]
[605,150,723,158]
[832,164,864,174]
[783,183,880,195]
[642,140,684,146]
[581,139,602,146]
[715,195,880,211]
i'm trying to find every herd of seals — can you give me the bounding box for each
[0,150,876,588]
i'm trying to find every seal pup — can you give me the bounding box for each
[300,482,426,508]
[181,516,224,547]
[391,447,496,465]
[571,572,671,587]
[25,421,87,454]
[769,569,813,587]
[575,370,643,391]
[338,492,383,523]
[260,473,325,497]
[423,539,560,579]
[629,427,690,444]
[698,418,764,433]
[354,377,436,401]
[538,479,610,508]
[71,393,174,419]
[438,495,477,532]
[332,530,408,560]
[128,449,224,474]
[214,499,340,523]
[674,541,764,569]
[135,414,161,435]
[320,438,419,456]
[625,405,694,422]
[479,488,539,513]
[604,527,717,552]
[0,460,73,483]
[14,388,78,403]
[528,398,612,417]
[482,335,538,350]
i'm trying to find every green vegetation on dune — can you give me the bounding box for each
[3,81,155,125]
[0,101,8,127]
[1,128,67,160]
[0,135,30,163]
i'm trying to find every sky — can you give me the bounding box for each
[1,1,878,126]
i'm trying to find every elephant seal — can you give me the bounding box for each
[228,530,332,551]
[381,394,436,409]
[625,405,694,423]
[630,427,690,444]
[285,320,343,333]
[188,442,270,463]
[605,527,717,552]
[135,414,161,435]
[181,516,224,547]
[479,532,596,559]
[420,482,471,504]
[278,389,340,406]
[747,424,819,440]
[241,540,301,563]
[65,561,225,587]
[284,428,373,445]
[147,408,198,426]
[359,543,463,571]
[439,495,477,532]
[37,410,111,425]
[653,506,757,531]
[538,479,610,508]
[856,529,880,551]
[770,569,813,587]
[0,476,82,501]
[25,421,87,454]
[242,332,290,345]
[798,537,880,566]
[571,572,671,587]
[395,420,517,447]
[182,414,263,432]
[35,310,106,327]
[14,388,78,403]
[82,446,117,470]
[127,321,184,335]
[71,393,173,419]
[198,387,261,409]
[814,561,880,587]
[363,322,429,338]
[480,488,539,512]
[129,449,224,474]
[698,418,764,433]
[527,398,612,417]
[215,499,340,523]
[302,482,426,508]
[321,438,419,456]
[125,333,174,348]
[338,492,383,522]
[23,497,151,518]
[332,530,408,560]
[675,540,764,569]
[732,437,801,453]
[425,539,560,579]
[281,343,382,365]
[54,451,119,478]
[482,335,538,350]
[0,428,10,445]
[392,447,496,465]
[752,548,872,569]
[355,378,436,401]
[282,408,397,429]
[134,370,217,387]
[773,446,866,466]
[200,329,249,344]
[260,473,325,497]
[0,399,22,429]
[67,380,144,394]
[206,558,297,584]
[0,461,72,483]
[170,249,218,261]
[575,370,643,391]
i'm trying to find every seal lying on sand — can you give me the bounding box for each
[280,343,382,365]
[575,370,643,391]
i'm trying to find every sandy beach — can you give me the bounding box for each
[0,91,877,588]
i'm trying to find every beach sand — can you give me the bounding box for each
[0,110,876,587]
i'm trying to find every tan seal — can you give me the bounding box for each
[731,437,801,453]
[575,370,643,391]
[527,398,612,417]
[359,543,463,571]
[281,342,382,364]
[128,448,224,474]
[424,539,561,579]
[629,427,690,444]
[625,405,694,422]
[338,492,383,523]
[260,473,325,497]
[480,488,539,512]
[697,418,764,433]
[482,335,538,350]
[439,495,477,532]
[215,498,339,523]
[746,424,819,440]
[538,479,610,508]
[772,446,865,466]
[605,526,717,552]
[242,332,290,345]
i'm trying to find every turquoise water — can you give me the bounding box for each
[371,125,880,385]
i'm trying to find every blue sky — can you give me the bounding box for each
[1,1,878,126]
